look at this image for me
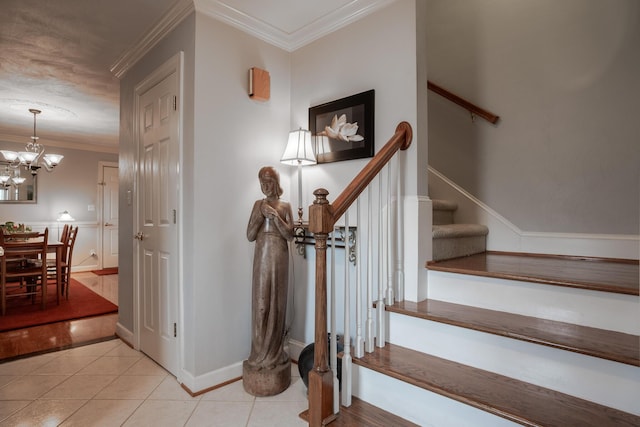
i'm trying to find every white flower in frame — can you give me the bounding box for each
[320,114,364,142]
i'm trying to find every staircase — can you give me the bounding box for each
[344,199,640,426]
[432,199,488,261]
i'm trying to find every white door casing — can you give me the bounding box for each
[101,164,119,269]
[134,53,182,377]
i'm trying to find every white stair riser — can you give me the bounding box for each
[428,270,639,335]
[388,312,640,415]
[351,364,518,427]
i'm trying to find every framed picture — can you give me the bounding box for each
[309,89,374,163]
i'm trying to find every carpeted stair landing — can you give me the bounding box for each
[432,199,488,261]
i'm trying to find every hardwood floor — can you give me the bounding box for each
[0,272,118,362]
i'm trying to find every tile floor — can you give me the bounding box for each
[1,272,309,426]
[0,338,309,426]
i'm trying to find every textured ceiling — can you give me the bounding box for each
[0,0,177,152]
[0,0,390,152]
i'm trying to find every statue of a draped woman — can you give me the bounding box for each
[243,166,294,396]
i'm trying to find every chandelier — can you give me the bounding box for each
[0,109,64,182]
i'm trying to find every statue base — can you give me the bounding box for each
[242,359,291,397]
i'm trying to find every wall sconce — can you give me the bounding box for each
[56,210,75,240]
[248,67,270,101]
[280,128,316,224]
[57,210,75,222]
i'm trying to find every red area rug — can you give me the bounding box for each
[91,267,118,276]
[0,279,118,332]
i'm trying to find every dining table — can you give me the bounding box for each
[1,232,64,308]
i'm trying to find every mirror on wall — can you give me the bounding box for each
[0,162,37,203]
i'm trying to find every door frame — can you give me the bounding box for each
[98,161,119,270]
[132,51,184,381]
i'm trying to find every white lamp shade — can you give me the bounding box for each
[44,153,64,166]
[280,128,316,165]
[0,150,19,161]
[57,211,75,221]
[18,151,38,163]
[314,135,330,156]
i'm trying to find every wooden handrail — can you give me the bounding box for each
[427,80,500,124]
[306,121,413,426]
[331,122,413,222]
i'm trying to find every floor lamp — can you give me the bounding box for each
[280,128,317,225]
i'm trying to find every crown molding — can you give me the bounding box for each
[110,0,195,79]
[110,0,395,77]
[196,0,396,52]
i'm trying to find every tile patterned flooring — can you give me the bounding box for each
[0,273,309,426]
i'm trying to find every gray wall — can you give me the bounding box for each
[0,143,117,223]
[0,142,117,270]
[426,0,639,235]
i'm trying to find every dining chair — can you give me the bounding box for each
[59,223,70,246]
[0,228,49,315]
[45,225,78,300]
[60,225,78,299]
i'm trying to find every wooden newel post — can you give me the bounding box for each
[307,188,336,426]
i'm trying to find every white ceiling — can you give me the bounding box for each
[0,0,393,153]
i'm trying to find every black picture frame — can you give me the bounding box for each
[309,89,374,164]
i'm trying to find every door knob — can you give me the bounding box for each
[134,232,145,241]
[105,222,114,227]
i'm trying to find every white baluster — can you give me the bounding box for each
[365,186,374,353]
[329,228,339,414]
[386,164,394,306]
[355,197,364,358]
[395,156,405,302]
[376,176,386,348]
[342,211,352,407]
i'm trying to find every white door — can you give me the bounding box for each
[136,61,180,376]
[101,164,119,268]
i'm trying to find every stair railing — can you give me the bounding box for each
[306,121,413,426]
[427,80,500,124]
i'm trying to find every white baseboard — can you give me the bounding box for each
[115,322,134,347]
[177,339,308,396]
[72,265,100,273]
[179,361,243,395]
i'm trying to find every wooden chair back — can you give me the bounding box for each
[61,226,79,299]
[59,224,70,258]
[0,228,49,315]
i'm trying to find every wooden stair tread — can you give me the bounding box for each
[299,396,419,426]
[427,251,640,295]
[389,299,639,366]
[354,343,640,427]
